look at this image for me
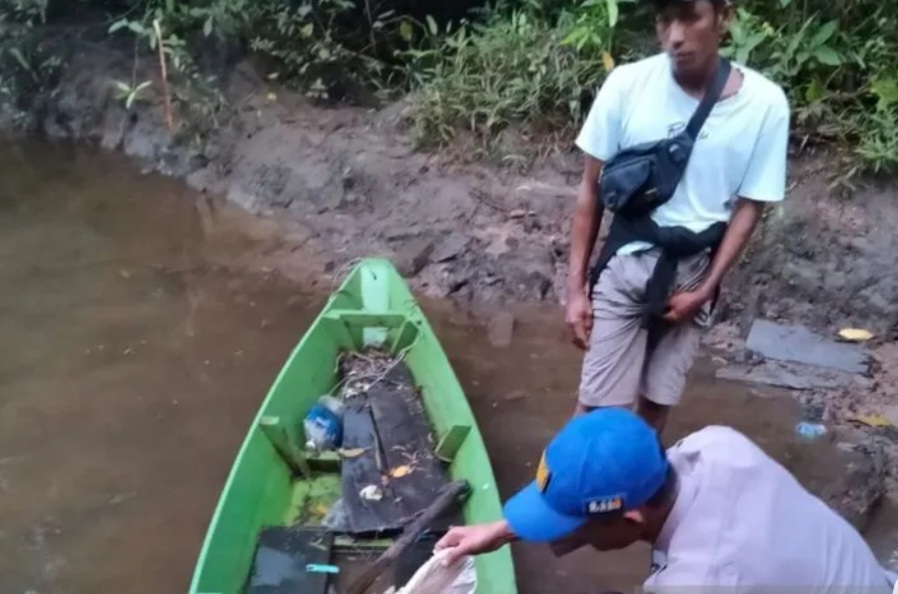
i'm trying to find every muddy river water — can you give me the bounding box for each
[0,139,894,594]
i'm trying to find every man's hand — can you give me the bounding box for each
[662,288,711,323]
[565,289,593,350]
[435,520,516,566]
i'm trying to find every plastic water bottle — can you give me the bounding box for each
[303,395,344,451]
[795,421,827,440]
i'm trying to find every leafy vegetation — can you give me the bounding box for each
[1,0,896,175]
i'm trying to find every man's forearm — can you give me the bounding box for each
[698,198,765,296]
[495,519,519,546]
[567,181,604,292]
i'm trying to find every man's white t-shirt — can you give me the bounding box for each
[575,52,791,255]
[643,426,892,594]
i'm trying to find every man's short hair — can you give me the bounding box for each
[650,0,732,11]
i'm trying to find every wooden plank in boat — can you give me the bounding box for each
[367,363,454,529]
[340,400,405,535]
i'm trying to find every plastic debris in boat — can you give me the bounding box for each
[306,564,340,574]
[359,485,384,501]
[304,395,345,451]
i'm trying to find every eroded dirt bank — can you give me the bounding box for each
[21,49,898,330]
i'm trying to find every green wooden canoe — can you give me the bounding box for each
[188,258,517,594]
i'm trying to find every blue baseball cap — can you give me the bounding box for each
[502,408,670,542]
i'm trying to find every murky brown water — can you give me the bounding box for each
[0,139,890,594]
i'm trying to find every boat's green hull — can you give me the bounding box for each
[188,258,517,594]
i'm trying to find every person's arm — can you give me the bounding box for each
[566,156,605,294]
[565,68,624,347]
[435,520,518,566]
[568,67,625,290]
[693,197,763,297]
[703,91,790,291]
[664,90,790,322]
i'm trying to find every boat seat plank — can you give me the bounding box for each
[340,403,407,535]
[245,526,333,594]
[322,311,408,327]
[258,416,311,479]
[367,363,456,530]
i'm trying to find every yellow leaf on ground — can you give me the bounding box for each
[850,414,891,428]
[390,465,412,478]
[266,92,277,102]
[838,327,874,342]
[339,447,368,458]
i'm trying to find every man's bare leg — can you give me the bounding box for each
[636,396,670,434]
[574,399,669,434]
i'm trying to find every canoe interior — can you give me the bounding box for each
[188,259,517,594]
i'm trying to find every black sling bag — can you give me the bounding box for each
[597,57,732,218]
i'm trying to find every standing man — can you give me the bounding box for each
[566,0,790,431]
[435,408,895,593]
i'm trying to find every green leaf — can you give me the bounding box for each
[785,17,813,58]
[813,46,842,66]
[606,0,619,28]
[300,23,314,38]
[203,17,213,37]
[108,19,129,33]
[810,20,838,48]
[870,78,898,112]
[804,77,823,103]
[778,0,793,5]
[399,20,413,42]
[560,27,584,47]
[426,15,438,36]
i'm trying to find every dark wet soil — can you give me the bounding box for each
[0,139,891,594]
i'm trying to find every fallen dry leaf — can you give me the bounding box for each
[602,51,615,72]
[390,465,412,478]
[838,327,874,342]
[310,502,330,518]
[338,447,368,458]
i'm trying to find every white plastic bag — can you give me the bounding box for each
[393,548,477,594]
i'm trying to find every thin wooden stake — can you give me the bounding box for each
[153,18,174,135]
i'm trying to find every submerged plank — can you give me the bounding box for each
[245,527,333,594]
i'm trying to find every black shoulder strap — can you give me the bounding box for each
[685,57,731,140]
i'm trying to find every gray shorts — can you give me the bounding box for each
[578,249,711,409]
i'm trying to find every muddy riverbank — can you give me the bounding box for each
[19,44,898,507]
[11,46,896,331]
[1,139,897,594]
